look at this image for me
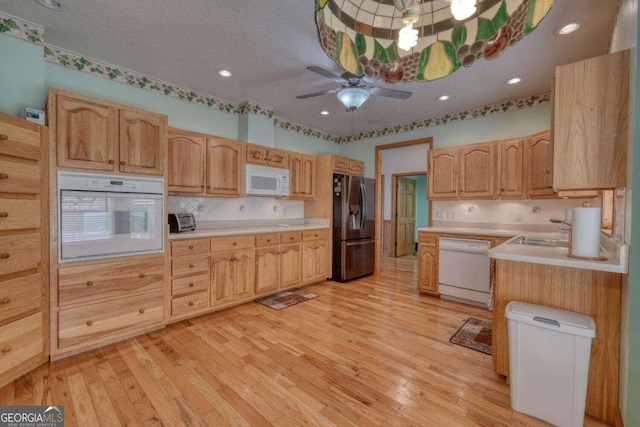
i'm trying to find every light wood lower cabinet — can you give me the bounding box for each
[0,113,48,388]
[53,254,165,356]
[301,230,329,284]
[255,232,303,295]
[211,249,255,305]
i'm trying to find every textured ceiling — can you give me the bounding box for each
[0,0,620,137]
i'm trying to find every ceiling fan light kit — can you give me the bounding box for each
[337,87,370,111]
[315,0,555,84]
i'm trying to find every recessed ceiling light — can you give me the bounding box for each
[320,110,330,116]
[217,70,232,77]
[555,22,582,36]
[35,0,62,10]
[438,95,450,101]
[505,77,522,85]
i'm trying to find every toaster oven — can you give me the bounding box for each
[169,213,196,233]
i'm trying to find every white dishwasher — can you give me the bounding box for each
[438,237,492,309]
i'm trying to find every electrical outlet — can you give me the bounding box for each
[532,206,541,214]
[513,211,523,223]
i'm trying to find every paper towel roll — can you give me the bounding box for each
[571,207,601,258]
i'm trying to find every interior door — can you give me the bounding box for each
[396,177,416,256]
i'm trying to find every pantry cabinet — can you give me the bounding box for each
[497,138,525,198]
[553,50,629,190]
[289,153,315,199]
[168,130,206,193]
[206,137,245,197]
[526,131,555,198]
[51,89,167,176]
[0,113,48,388]
[246,144,288,168]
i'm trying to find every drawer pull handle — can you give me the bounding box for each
[0,173,8,179]
[0,212,8,218]
[139,273,145,278]
[108,159,114,164]
[120,161,126,166]
[86,281,93,287]
[86,320,93,326]
[1,346,11,353]
[266,239,271,243]
[189,264,194,268]
[188,245,194,249]
[188,283,194,287]
[188,302,194,306]
[0,135,7,140]
[139,308,145,314]
[232,242,237,246]
[0,253,9,259]
[0,298,10,304]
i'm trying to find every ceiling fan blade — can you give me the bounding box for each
[340,71,361,81]
[369,87,412,100]
[306,66,345,82]
[296,88,340,99]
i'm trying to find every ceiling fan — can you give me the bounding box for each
[297,66,412,112]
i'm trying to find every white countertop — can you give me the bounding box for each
[418,226,522,237]
[168,223,329,240]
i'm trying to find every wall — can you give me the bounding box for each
[168,196,303,222]
[381,144,429,220]
[609,0,638,424]
[0,37,45,116]
[339,104,552,178]
[410,175,428,237]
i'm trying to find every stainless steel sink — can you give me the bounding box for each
[508,236,569,247]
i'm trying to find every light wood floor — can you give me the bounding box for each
[1,257,609,426]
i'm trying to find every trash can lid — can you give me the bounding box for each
[505,301,596,338]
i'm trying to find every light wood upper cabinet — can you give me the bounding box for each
[119,109,165,175]
[56,93,117,171]
[428,148,458,199]
[168,131,206,193]
[459,143,495,199]
[52,89,167,176]
[289,153,315,199]
[206,138,245,197]
[246,144,288,169]
[553,50,629,190]
[526,131,555,198]
[497,138,524,198]
[331,155,364,176]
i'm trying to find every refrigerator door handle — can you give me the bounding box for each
[360,181,366,230]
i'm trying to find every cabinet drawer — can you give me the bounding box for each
[0,119,41,161]
[281,231,302,244]
[171,274,209,296]
[0,199,40,231]
[171,292,209,317]
[0,233,41,276]
[303,229,329,241]
[210,235,254,252]
[0,160,41,194]
[256,233,281,247]
[58,290,163,349]
[172,256,209,277]
[419,233,437,246]
[0,313,43,372]
[171,239,209,256]
[0,274,41,324]
[58,256,164,307]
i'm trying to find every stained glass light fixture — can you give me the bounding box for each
[315,0,555,84]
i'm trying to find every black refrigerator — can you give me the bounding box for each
[332,174,375,281]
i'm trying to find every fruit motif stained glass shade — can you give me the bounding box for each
[315,0,554,84]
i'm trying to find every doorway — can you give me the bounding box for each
[391,173,427,257]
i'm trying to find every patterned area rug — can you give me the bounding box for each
[255,288,318,310]
[450,318,493,355]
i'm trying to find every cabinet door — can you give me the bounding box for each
[210,252,235,306]
[428,148,458,199]
[313,240,329,281]
[526,131,555,198]
[301,155,315,198]
[206,138,244,197]
[168,132,205,193]
[288,153,302,198]
[459,143,495,198]
[497,139,524,198]
[234,249,255,300]
[266,148,288,168]
[332,156,350,174]
[280,243,301,288]
[554,50,629,190]
[119,109,166,175]
[417,244,438,295]
[57,94,117,171]
[246,144,269,166]
[255,246,280,295]
[348,160,364,176]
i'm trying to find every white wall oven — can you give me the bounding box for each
[58,172,164,263]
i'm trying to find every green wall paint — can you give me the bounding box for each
[0,36,45,116]
[274,127,338,156]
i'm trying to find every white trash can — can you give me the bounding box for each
[505,301,596,427]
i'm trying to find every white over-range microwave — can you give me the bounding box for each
[245,164,289,196]
[58,171,164,263]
